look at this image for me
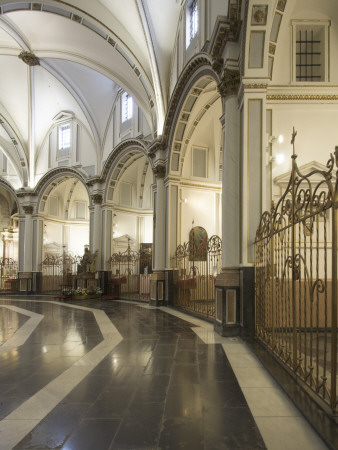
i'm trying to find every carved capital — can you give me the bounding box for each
[154,165,166,179]
[19,51,40,66]
[217,69,240,98]
[91,194,103,204]
[23,205,33,215]
[212,57,224,74]
[277,0,287,12]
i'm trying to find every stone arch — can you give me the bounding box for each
[34,167,89,215]
[101,138,154,204]
[159,54,221,174]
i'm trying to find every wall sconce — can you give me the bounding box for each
[269,134,285,165]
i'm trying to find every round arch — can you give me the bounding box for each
[34,167,89,215]
[101,138,154,204]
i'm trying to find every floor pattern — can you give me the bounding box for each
[0,297,329,450]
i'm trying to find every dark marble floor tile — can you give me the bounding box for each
[0,396,25,419]
[201,381,248,408]
[153,344,177,357]
[159,418,204,450]
[13,403,91,449]
[85,386,135,418]
[134,374,170,402]
[174,349,197,364]
[203,406,266,450]
[113,402,164,449]
[62,375,112,403]
[144,356,174,375]
[164,383,202,419]
[2,373,55,398]
[199,361,236,382]
[107,366,146,386]
[61,418,120,450]
[170,363,199,385]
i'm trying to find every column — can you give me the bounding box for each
[150,164,166,306]
[17,205,34,293]
[215,69,242,336]
[153,165,166,270]
[90,194,102,271]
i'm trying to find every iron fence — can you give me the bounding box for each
[255,135,337,413]
[171,234,222,321]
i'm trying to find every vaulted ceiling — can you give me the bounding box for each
[0,0,183,187]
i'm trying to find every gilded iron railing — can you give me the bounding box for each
[109,241,152,300]
[172,235,222,321]
[255,131,337,413]
[40,252,81,293]
[0,257,18,290]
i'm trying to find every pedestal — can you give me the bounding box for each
[149,271,165,307]
[214,267,240,336]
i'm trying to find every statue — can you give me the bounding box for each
[78,248,98,274]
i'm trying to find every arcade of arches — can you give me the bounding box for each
[0,1,337,448]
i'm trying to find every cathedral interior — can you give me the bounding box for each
[0,0,337,448]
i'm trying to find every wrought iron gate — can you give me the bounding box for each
[255,141,337,413]
[172,234,222,321]
[0,257,18,291]
[109,242,152,301]
[40,253,80,293]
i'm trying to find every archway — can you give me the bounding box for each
[104,142,154,300]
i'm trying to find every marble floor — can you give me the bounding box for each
[0,297,330,450]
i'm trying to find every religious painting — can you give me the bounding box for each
[189,226,208,261]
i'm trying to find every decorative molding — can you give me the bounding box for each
[154,165,166,179]
[18,51,40,66]
[267,94,338,101]
[269,43,276,55]
[23,205,34,215]
[91,194,103,204]
[251,5,268,26]
[244,83,268,89]
[217,69,240,97]
[276,0,287,12]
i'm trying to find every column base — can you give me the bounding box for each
[214,266,255,337]
[18,272,33,294]
[149,271,165,307]
[214,267,240,336]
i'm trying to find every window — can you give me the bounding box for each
[190,0,198,41]
[292,21,330,82]
[121,92,133,122]
[58,123,71,150]
[186,0,198,48]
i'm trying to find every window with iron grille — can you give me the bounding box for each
[293,22,329,82]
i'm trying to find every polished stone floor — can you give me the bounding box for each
[0,297,329,450]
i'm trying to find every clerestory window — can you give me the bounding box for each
[58,123,71,151]
[121,92,133,122]
[186,0,198,48]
